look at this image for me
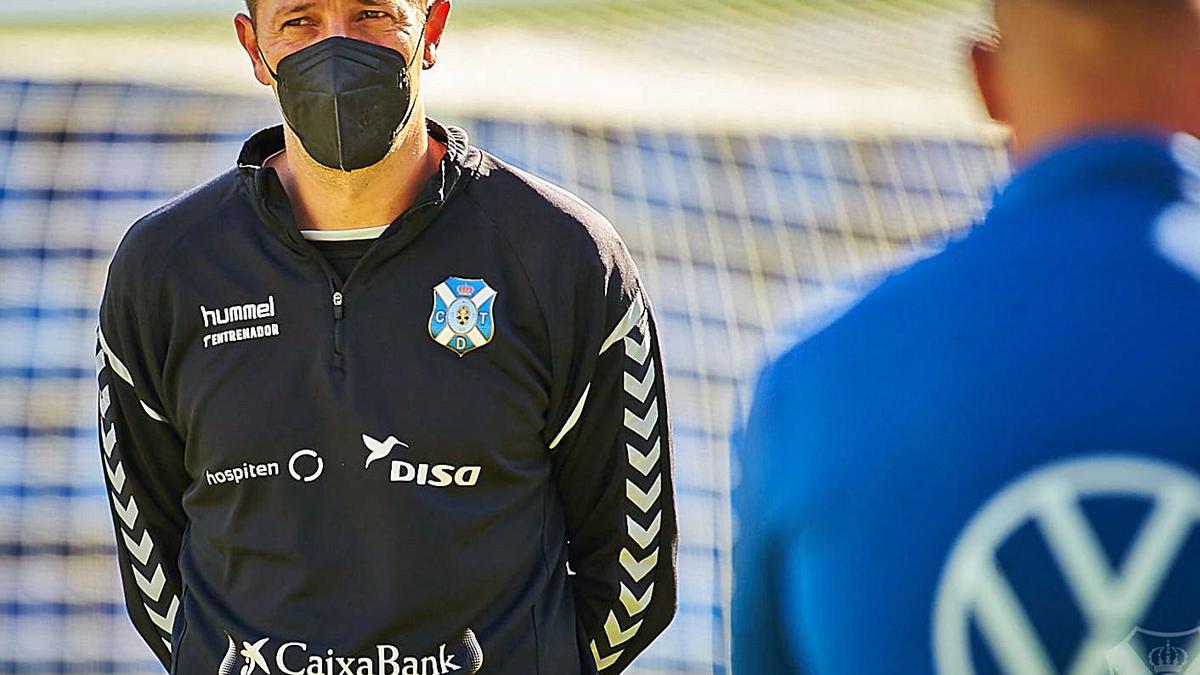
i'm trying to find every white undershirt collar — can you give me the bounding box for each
[299,224,390,241]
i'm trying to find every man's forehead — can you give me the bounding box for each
[264,0,410,17]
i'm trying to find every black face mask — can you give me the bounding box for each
[260,30,425,172]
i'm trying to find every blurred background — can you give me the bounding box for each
[0,0,1004,672]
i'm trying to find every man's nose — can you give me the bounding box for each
[321,18,353,40]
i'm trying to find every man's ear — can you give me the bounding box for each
[235,13,274,87]
[422,0,452,69]
[970,37,1007,125]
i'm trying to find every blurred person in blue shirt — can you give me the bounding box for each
[733,1,1200,673]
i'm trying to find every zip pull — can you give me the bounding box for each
[331,291,346,368]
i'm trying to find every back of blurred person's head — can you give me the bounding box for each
[972,0,1200,164]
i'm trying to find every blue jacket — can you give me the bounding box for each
[733,133,1200,674]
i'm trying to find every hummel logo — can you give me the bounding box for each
[201,295,276,328]
[363,434,409,469]
[201,294,281,349]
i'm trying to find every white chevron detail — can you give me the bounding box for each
[122,528,154,566]
[619,582,655,616]
[133,563,166,602]
[140,400,167,423]
[97,326,135,387]
[101,421,117,458]
[626,475,662,513]
[603,610,643,647]
[622,364,655,403]
[590,640,623,671]
[600,294,646,356]
[627,439,661,476]
[111,491,140,530]
[624,330,651,366]
[163,638,172,653]
[145,595,179,634]
[619,547,659,582]
[627,512,662,549]
[549,383,591,451]
[99,385,111,416]
[623,399,659,441]
[104,457,127,494]
[95,346,106,375]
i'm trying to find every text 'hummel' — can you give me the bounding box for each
[201,294,281,349]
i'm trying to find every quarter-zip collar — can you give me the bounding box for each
[235,118,479,256]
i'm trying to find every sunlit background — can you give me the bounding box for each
[0,1,1003,672]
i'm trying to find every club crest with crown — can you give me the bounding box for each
[1106,627,1200,675]
[1149,641,1189,674]
[428,277,498,357]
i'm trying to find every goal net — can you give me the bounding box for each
[0,1,1004,673]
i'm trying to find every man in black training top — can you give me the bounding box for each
[93,1,677,673]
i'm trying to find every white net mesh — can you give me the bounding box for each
[0,1,1006,673]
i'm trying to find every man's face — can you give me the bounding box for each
[241,0,429,88]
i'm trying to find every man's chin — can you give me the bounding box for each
[282,122,418,177]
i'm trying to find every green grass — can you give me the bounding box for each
[0,19,236,43]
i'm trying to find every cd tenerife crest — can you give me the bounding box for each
[429,277,498,357]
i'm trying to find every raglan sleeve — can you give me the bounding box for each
[95,244,189,671]
[546,237,679,674]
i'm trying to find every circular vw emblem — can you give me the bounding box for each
[287,448,324,483]
[447,298,478,335]
[933,456,1200,675]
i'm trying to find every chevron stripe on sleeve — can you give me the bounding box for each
[96,328,186,669]
[586,294,676,672]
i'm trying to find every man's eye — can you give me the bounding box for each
[361,10,389,19]
[281,17,312,28]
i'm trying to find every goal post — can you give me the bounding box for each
[0,2,1005,673]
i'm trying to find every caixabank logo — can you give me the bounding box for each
[217,629,484,675]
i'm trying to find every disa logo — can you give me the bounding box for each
[361,434,481,488]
